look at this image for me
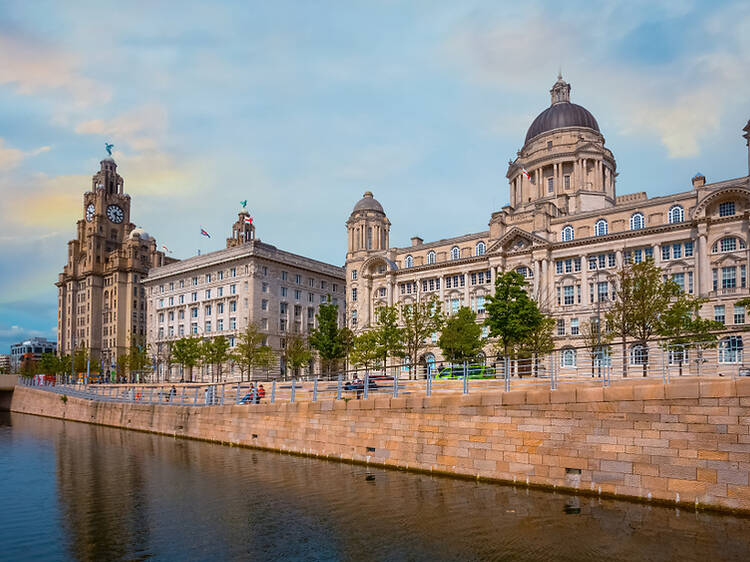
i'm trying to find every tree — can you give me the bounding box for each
[484,271,544,359]
[308,303,348,377]
[400,295,444,379]
[172,336,202,382]
[40,353,59,376]
[349,331,381,370]
[72,347,89,376]
[284,335,312,378]
[606,260,681,377]
[579,317,613,378]
[232,323,273,381]
[516,315,556,377]
[438,307,484,364]
[157,341,175,382]
[126,344,152,382]
[201,337,230,382]
[659,294,722,376]
[371,305,404,370]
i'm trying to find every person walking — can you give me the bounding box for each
[258,384,266,403]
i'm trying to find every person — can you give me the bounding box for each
[248,382,256,404]
[353,375,362,399]
[258,384,266,403]
[169,385,177,402]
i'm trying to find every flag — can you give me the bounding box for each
[521,167,531,179]
[161,245,171,253]
[244,216,253,225]
[240,200,247,208]
[200,228,211,238]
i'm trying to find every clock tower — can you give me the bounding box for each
[56,153,170,378]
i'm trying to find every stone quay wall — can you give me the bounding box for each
[10,378,750,513]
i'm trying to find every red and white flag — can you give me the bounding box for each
[161,245,171,253]
[521,167,531,179]
[244,216,253,225]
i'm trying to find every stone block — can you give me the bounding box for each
[665,382,700,400]
[700,380,736,398]
[600,460,633,474]
[577,387,604,402]
[735,378,750,397]
[549,388,577,404]
[525,390,550,405]
[667,479,708,497]
[501,391,526,405]
[633,384,664,401]
[603,385,634,402]
[659,464,696,479]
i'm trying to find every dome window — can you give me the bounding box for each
[630,213,645,231]
[594,219,608,236]
[719,201,736,217]
[450,246,460,260]
[427,251,436,265]
[668,205,684,224]
[561,225,574,242]
[404,255,413,268]
[475,242,486,256]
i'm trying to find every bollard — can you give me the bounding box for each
[426,367,432,397]
[194,387,198,405]
[336,373,342,400]
[463,361,469,395]
[221,384,225,405]
[236,382,241,404]
[393,369,398,398]
[291,378,296,403]
[271,380,276,403]
[364,370,369,400]
[313,377,318,402]
[181,387,186,405]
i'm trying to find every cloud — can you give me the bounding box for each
[1,173,87,228]
[443,1,750,158]
[0,33,110,107]
[75,104,169,151]
[0,138,50,170]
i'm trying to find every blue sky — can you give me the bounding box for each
[1,0,749,353]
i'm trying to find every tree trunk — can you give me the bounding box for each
[621,337,627,378]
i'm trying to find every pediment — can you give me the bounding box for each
[488,227,549,255]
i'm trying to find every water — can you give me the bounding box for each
[1,412,749,561]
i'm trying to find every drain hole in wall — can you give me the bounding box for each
[565,468,581,475]
[252,434,258,439]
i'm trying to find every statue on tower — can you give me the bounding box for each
[105,142,114,156]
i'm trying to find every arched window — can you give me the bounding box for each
[595,219,608,236]
[561,225,574,241]
[561,348,577,368]
[427,251,436,265]
[630,344,648,365]
[404,255,413,268]
[668,205,684,224]
[475,241,486,256]
[719,336,743,363]
[515,266,533,278]
[630,213,645,231]
[450,246,460,260]
[712,237,746,253]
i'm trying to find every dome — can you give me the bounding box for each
[129,227,150,240]
[352,191,384,214]
[525,102,600,144]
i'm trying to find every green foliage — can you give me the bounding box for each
[172,336,203,382]
[516,315,556,377]
[125,344,151,380]
[284,335,312,377]
[484,271,544,358]
[400,295,444,377]
[349,331,381,370]
[438,307,484,364]
[308,303,348,375]
[371,305,404,367]
[72,347,89,374]
[201,336,230,382]
[232,323,274,381]
[40,353,60,375]
[579,317,613,377]
[60,395,68,404]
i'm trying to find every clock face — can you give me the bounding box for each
[85,203,95,222]
[106,205,124,224]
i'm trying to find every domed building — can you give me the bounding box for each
[345,75,750,375]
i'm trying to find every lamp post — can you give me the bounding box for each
[594,265,604,379]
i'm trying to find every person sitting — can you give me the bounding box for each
[258,384,266,402]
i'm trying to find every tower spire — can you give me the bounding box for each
[550,74,571,106]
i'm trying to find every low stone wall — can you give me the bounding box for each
[11,378,750,513]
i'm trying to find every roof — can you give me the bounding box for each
[525,102,600,144]
[352,191,384,214]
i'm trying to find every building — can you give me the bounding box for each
[345,75,750,372]
[56,154,169,372]
[0,354,12,373]
[144,210,345,381]
[9,337,56,372]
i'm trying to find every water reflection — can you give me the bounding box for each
[1,412,750,561]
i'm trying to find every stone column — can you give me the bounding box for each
[364,279,372,327]
[581,256,589,304]
[553,163,558,193]
[533,259,541,295]
[540,258,549,307]
[696,231,708,296]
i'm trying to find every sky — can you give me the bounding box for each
[0,0,749,353]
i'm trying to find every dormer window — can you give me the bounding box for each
[450,246,460,260]
[719,201,736,217]
[475,242,486,256]
[668,205,684,224]
[595,219,608,236]
[427,251,436,265]
[561,225,574,242]
[404,255,413,268]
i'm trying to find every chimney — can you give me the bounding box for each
[410,236,423,247]
[692,173,706,189]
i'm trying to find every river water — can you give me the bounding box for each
[1,412,749,561]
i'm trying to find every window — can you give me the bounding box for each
[714,237,745,253]
[547,177,554,192]
[668,205,684,224]
[261,299,268,311]
[351,269,358,280]
[561,348,576,367]
[735,305,745,325]
[281,287,288,297]
[217,319,224,331]
[217,303,223,314]
[295,274,302,284]
[630,213,645,230]
[191,307,198,318]
[280,303,288,315]
[719,201,736,217]
[661,245,670,260]
[564,175,570,189]
[715,305,725,324]
[672,244,681,259]
[295,289,302,300]
[405,255,413,268]
[570,318,579,335]
[230,267,236,277]
[280,319,287,332]
[475,296,485,314]
[557,319,565,336]
[516,266,532,278]
[205,289,211,299]
[229,317,236,330]
[722,267,736,289]
[561,225,574,242]
[379,287,386,297]
[630,345,647,365]
[219,271,224,280]
[672,273,685,292]
[206,273,212,283]
[191,292,198,302]
[476,242,486,256]
[451,299,460,314]
[261,318,268,330]
[563,285,574,305]
[351,288,358,302]
[450,246,460,260]
[427,251,436,265]
[230,284,237,294]
[262,282,268,293]
[719,336,743,363]
[595,219,608,236]
[192,276,198,286]
[684,241,693,257]
[204,321,211,333]
[204,304,212,315]
[230,301,236,312]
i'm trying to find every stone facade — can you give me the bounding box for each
[11,378,750,513]
[345,76,750,372]
[56,157,168,370]
[144,211,345,381]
